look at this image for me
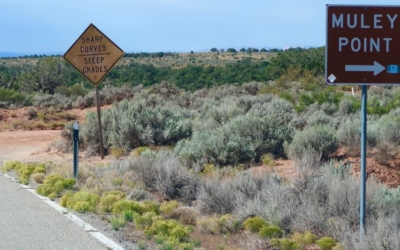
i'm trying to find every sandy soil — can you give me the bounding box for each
[0,130,61,162]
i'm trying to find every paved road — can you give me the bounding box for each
[0,172,108,250]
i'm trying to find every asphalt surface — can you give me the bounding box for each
[0,171,108,250]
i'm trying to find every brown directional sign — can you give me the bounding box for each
[326,5,400,85]
[64,23,124,86]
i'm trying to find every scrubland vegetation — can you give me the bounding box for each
[2,47,400,249]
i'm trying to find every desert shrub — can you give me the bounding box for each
[36,174,76,199]
[142,200,159,214]
[1,160,23,173]
[291,231,317,248]
[242,81,265,95]
[123,209,135,222]
[31,173,45,183]
[32,121,48,130]
[198,214,240,234]
[61,191,100,213]
[135,212,163,229]
[32,93,75,110]
[236,94,273,113]
[375,114,400,147]
[270,238,300,250]
[262,153,275,167]
[337,97,359,117]
[316,237,337,250]
[50,122,65,129]
[111,216,126,231]
[154,153,199,202]
[145,219,192,243]
[306,110,336,127]
[243,216,269,233]
[166,207,200,226]
[97,190,126,213]
[259,224,284,238]
[336,115,360,150]
[198,170,281,217]
[248,96,295,124]
[197,175,236,215]
[127,151,198,202]
[136,146,149,156]
[201,164,215,175]
[127,184,152,201]
[320,102,337,116]
[128,153,159,188]
[192,100,244,132]
[26,107,37,119]
[110,146,126,159]
[0,87,27,106]
[176,113,293,166]
[286,124,338,163]
[112,200,145,215]
[0,101,9,109]
[232,173,283,225]
[81,99,192,154]
[160,200,180,215]
[59,191,74,207]
[11,163,46,185]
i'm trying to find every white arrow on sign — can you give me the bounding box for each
[345,61,385,76]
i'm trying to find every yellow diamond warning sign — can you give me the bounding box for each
[64,23,124,86]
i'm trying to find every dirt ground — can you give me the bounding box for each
[0,130,61,162]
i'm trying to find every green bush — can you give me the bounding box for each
[198,214,241,234]
[146,219,190,241]
[270,238,300,250]
[316,237,337,250]
[136,146,150,156]
[112,200,145,215]
[287,124,338,162]
[59,191,74,207]
[97,191,126,213]
[9,162,47,185]
[123,209,135,222]
[81,99,192,154]
[135,212,163,229]
[258,225,283,238]
[110,146,126,159]
[0,87,26,105]
[111,216,126,231]
[291,231,317,248]
[336,116,360,150]
[176,113,293,166]
[1,160,22,173]
[36,174,76,199]
[142,200,159,215]
[61,191,100,213]
[243,216,269,233]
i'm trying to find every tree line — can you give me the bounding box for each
[0,47,324,94]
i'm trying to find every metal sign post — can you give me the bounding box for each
[360,85,367,236]
[73,121,79,179]
[63,23,124,159]
[325,4,400,239]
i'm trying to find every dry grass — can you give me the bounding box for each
[31,173,45,183]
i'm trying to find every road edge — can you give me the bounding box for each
[2,173,125,250]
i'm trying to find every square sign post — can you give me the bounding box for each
[326,5,400,239]
[64,24,124,159]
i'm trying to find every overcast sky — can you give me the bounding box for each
[1,0,399,54]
